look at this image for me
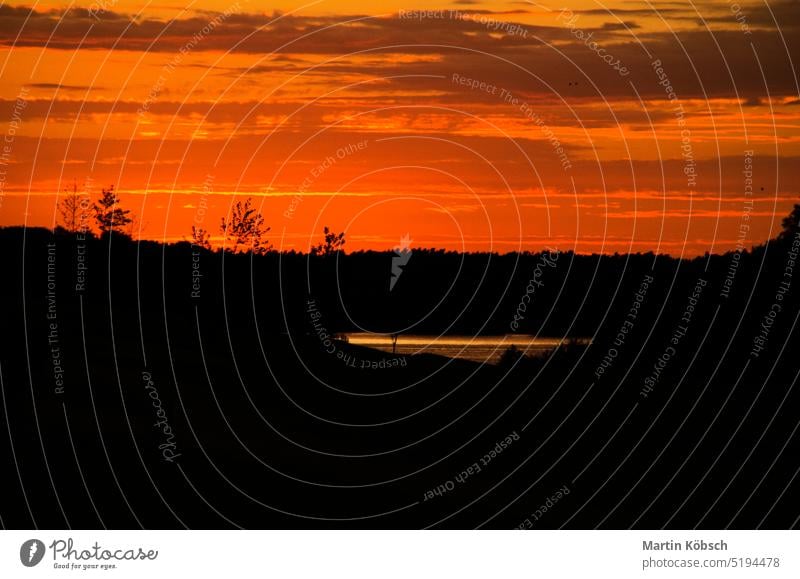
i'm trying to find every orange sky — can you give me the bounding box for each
[0,0,798,254]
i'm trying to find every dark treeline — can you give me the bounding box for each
[0,203,798,529]
[12,218,794,340]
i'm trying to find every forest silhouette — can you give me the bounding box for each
[0,188,798,528]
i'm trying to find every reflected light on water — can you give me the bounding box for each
[340,333,590,364]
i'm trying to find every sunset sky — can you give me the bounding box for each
[0,0,798,254]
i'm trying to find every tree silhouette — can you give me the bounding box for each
[219,197,271,254]
[57,180,91,234]
[190,225,213,251]
[93,186,133,235]
[311,226,346,256]
[778,202,800,242]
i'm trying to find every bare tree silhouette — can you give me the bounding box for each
[57,180,91,234]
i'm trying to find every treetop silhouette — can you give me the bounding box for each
[93,185,133,235]
[220,197,271,254]
[311,226,346,256]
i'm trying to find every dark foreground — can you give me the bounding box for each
[1,226,799,528]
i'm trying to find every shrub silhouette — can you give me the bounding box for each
[190,225,213,251]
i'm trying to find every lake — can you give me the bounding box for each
[340,333,589,364]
